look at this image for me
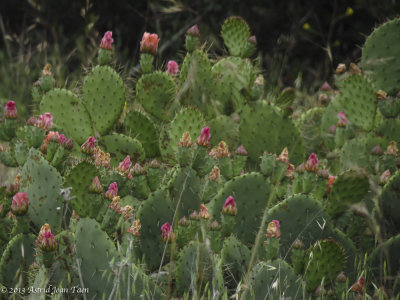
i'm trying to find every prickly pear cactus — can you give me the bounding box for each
[381,170,400,233]
[40,89,94,144]
[136,71,176,122]
[124,110,159,157]
[361,18,400,95]
[83,65,126,135]
[20,148,64,232]
[208,115,239,149]
[239,101,305,164]
[75,218,117,298]
[210,172,273,245]
[297,107,325,155]
[221,16,253,58]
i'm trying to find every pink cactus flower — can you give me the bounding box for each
[117,155,132,175]
[240,170,245,175]
[305,153,319,173]
[266,220,281,238]
[40,131,60,153]
[100,31,113,50]
[88,176,103,193]
[4,101,17,119]
[81,137,96,154]
[166,60,179,76]
[11,192,29,216]
[36,224,57,251]
[105,182,118,200]
[222,195,237,216]
[161,222,175,243]
[199,204,210,219]
[196,126,211,147]
[235,145,248,156]
[186,24,200,37]
[140,32,160,55]
[36,113,53,130]
[58,134,67,144]
[320,81,333,92]
[337,111,348,127]
[379,169,391,185]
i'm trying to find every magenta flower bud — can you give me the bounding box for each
[27,116,38,126]
[132,163,146,176]
[235,145,248,156]
[161,222,175,243]
[37,113,53,130]
[105,182,118,200]
[379,169,391,185]
[166,60,179,76]
[140,32,160,55]
[336,111,348,127]
[186,24,200,37]
[266,220,281,238]
[58,134,67,144]
[100,31,113,50]
[240,170,245,175]
[196,126,211,147]
[305,153,319,173]
[88,176,103,193]
[41,231,57,252]
[248,35,257,45]
[81,136,96,154]
[371,145,383,156]
[4,101,17,119]
[117,155,132,175]
[11,192,29,216]
[320,81,333,92]
[63,138,74,150]
[222,195,237,216]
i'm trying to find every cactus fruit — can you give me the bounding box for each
[361,18,400,95]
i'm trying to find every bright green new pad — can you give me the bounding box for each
[266,194,333,255]
[362,18,400,95]
[0,234,36,287]
[335,74,376,131]
[210,172,273,245]
[327,170,369,217]
[75,218,117,298]
[304,239,346,292]
[136,71,176,122]
[40,88,94,145]
[20,148,64,232]
[83,65,126,135]
[100,133,145,167]
[159,107,205,163]
[239,101,305,165]
[221,16,251,57]
[124,110,159,157]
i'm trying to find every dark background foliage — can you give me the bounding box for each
[1,0,399,114]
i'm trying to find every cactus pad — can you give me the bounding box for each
[381,170,400,233]
[208,115,239,149]
[221,16,252,57]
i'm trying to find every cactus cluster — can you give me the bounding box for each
[1,15,400,299]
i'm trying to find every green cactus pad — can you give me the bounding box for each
[100,133,145,167]
[221,235,250,291]
[297,107,325,155]
[335,74,376,131]
[375,119,400,143]
[20,148,64,232]
[64,161,103,218]
[136,71,176,122]
[136,188,174,271]
[82,65,125,135]
[40,88,94,145]
[330,228,357,281]
[381,170,400,233]
[244,259,303,300]
[208,115,239,149]
[75,218,117,298]
[159,107,205,163]
[177,50,218,117]
[327,170,369,217]
[239,101,305,165]
[124,110,159,157]
[210,172,273,245]
[361,18,400,95]
[13,140,29,166]
[169,167,201,218]
[175,241,213,296]
[212,56,255,113]
[0,233,36,288]
[304,239,346,292]
[221,16,251,57]
[266,194,333,255]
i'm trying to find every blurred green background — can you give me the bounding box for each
[0,0,399,117]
